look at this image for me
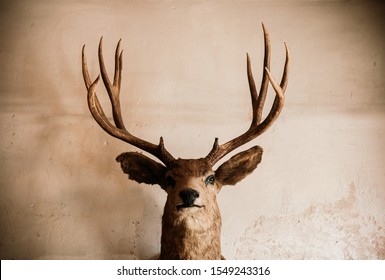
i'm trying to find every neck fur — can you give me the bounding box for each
[159,209,222,260]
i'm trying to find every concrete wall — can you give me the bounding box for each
[0,0,384,259]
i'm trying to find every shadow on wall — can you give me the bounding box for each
[0,36,163,259]
[0,83,159,260]
[236,183,385,259]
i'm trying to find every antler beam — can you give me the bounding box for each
[205,23,290,165]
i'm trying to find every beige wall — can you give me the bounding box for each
[0,0,384,259]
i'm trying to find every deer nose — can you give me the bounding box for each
[179,188,199,206]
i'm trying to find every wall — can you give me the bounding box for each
[0,0,384,259]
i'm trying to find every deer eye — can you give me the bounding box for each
[165,176,176,188]
[205,175,215,186]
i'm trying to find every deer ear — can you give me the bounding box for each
[116,152,167,187]
[215,146,263,186]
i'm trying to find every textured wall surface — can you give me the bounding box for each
[0,0,384,259]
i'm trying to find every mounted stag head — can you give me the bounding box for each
[82,23,289,260]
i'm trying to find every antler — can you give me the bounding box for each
[82,38,175,166]
[206,23,290,166]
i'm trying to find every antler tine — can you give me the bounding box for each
[206,24,290,166]
[246,23,271,128]
[280,42,290,91]
[98,37,125,130]
[255,22,271,125]
[82,40,176,166]
[82,44,92,89]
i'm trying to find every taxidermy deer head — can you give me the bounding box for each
[82,23,289,260]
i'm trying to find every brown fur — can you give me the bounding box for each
[216,146,263,186]
[160,198,222,259]
[116,146,263,259]
[160,159,221,259]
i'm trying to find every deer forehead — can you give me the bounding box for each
[166,158,213,180]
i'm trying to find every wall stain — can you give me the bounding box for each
[236,183,385,259]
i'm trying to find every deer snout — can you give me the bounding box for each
[179,188,199,206]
